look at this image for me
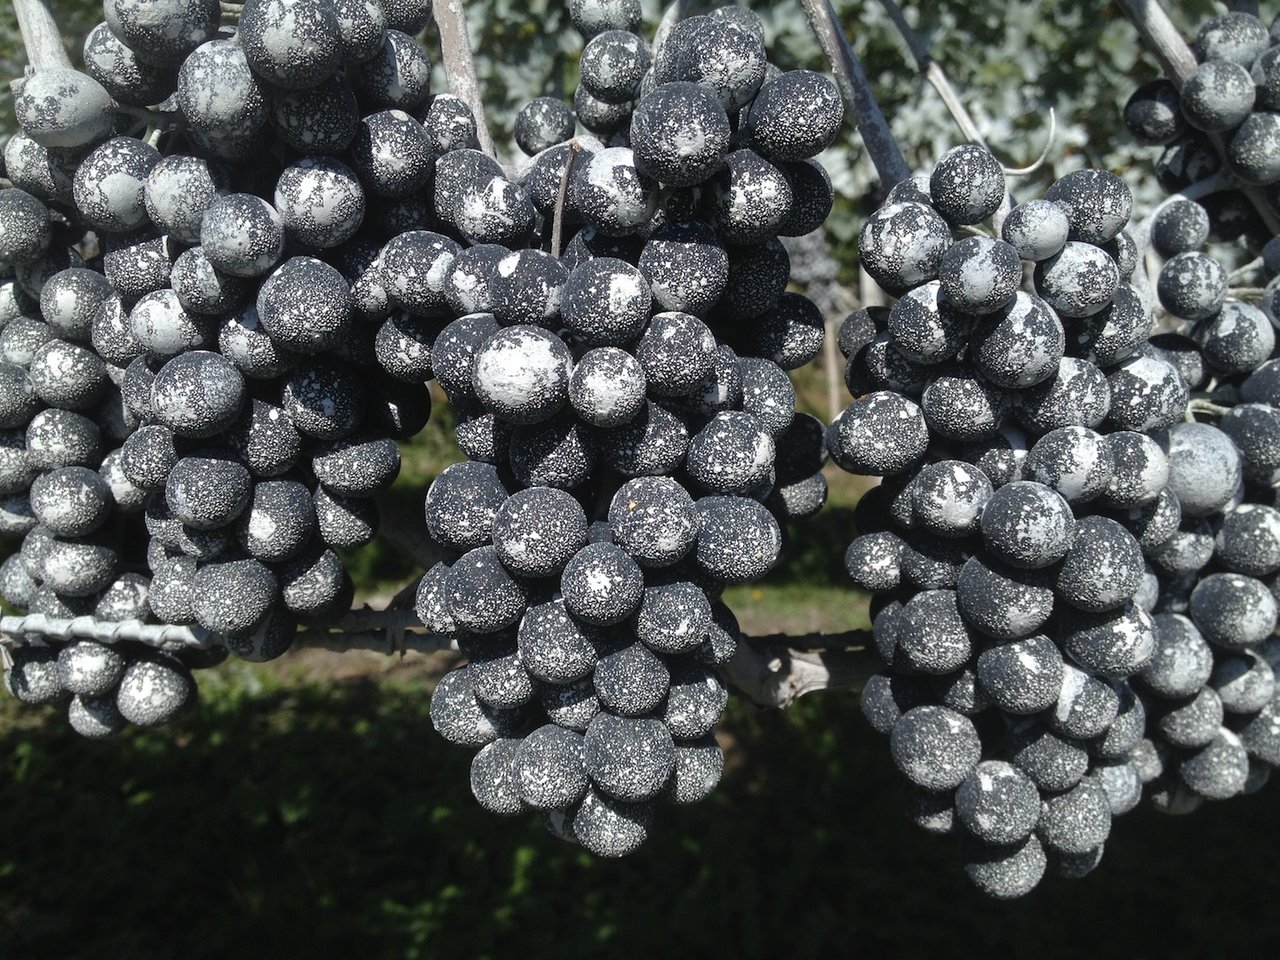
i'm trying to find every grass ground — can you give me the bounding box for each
[1,660,1279,959]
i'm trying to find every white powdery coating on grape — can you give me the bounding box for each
[860,202,951,291]
[116,660,191,727]
[15,69,116,149]
[570,788,653,857]
[585,714,675,802]
[982,481,1074,567]
[60,641,123,693]
[1002,199,1069,261]
[202,195,284,276]
[1226,505,1280,567]
[43,540,118,595]
[1167,422,1242,517]
[1054,665,1089,724]
[576,148,656,230]
[178,40,264,129]
[1180,729,1249,800]
[275,159,365,248]
[431,668,501,746]
[1026,426,1112,503]
[362,111,426,185]
[941,238,1020,314]
[1037,780,1111,854]
[1193,573,1279,647]
[607,272,644,313]
[246,0,339,85]
[333,0,386,57]
[1197,300,1276,373]
[473,327,570,422]
[1068,605,1157,678]
[516,726,587,809]
[578,369,635,416]
[1144,614,1213,696]
[456,178,523,235]
[664,668,726,737]
[73,138,161,233]
[891,705,980,790]
[836,391,928,476]
[1108,356,1187,432]
[131,290,203,355]
[913,461,991,534]
[570,347,645,425]
[110,0,217,46]
[1240,694,1280,763]
[1035,242,1120,318]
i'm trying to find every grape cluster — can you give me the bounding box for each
[835,142,1280,898]
[423,3,839,856]
[1125,10,1280,248]
[0,0,472,733]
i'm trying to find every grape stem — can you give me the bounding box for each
[12,0,70,71]
[1228,286,1265,301]
[433,0,497,160]
[1188,397,1233,418]
[799,0,911,188]
[723,633,878,708]
[1115,0,1199,80]
[1001,107,1057,177]
[1228,256,1264,283]
[875,0,987,148]
[823,311,843,423]
[1119,0,1280,236]
[550,140,581,259]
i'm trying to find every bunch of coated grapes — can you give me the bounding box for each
[1125,10,1280,247]
[838,139,1280,898]
[422,1,841,857]
[0,0,485,734]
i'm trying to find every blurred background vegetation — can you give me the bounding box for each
[4,0,1277,956]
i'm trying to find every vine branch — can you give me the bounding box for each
[724,632,878,708]
[0,610,458,656]
[1115,0,1199,81]
[800,0,911,187]
[2,611,875,704]
[434,0,497,159]
[12,0,70,70]
[876,0,986,148]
